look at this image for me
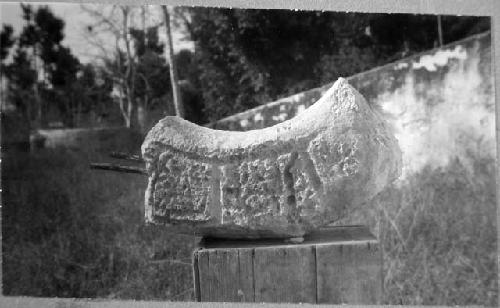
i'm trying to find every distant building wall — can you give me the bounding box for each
[211,32,495,177]
[35,127,143,154]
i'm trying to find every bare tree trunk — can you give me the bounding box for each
[33,82,41,128]
[122,6,137,129]
[33,45,42,129]
[76,92,82,127]
[142,6,147,46]
[162,5,184,118]
[137,6,148,132]
[137,98,147,133]
[437,15,444,47]
[0,65,3,108]
[118,88,131,127]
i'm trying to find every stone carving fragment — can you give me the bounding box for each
[142,78,402,238]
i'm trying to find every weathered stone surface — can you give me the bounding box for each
[141,78,402,238]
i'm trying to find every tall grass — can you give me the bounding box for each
[372,156,498,306]
[2,148,497,305]
[2,148,194,300]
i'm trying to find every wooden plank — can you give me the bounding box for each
[356,243,383,303]
[195,248,254,302]
[194,225,382,304]
[253,245,316,303]
[198,225,376,249]
[192,250,201,301]
[237,248,255,302]
[316,241,382,304]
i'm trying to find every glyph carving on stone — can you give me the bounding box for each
[142,78,402,238]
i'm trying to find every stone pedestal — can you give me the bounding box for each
[192,225,382,304]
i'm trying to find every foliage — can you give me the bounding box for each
[1,4,116,128]
[82,5,199,129]
[0,24,15,61]
[185,9,489,122]
[18,4,78,87]
[3,49,36,114]
[2,6,490,126]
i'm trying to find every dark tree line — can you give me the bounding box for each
[1,5,114,129]
[1,5,490,128]
[1,4,201,131]
[181,9,489,122]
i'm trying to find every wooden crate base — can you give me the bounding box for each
[192,225,382,304]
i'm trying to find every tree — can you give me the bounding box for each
[18,4,81,127]
[83,5,141,129]
[7,4,82,128]
[2,4,112,128]
[0,24,15,61]
[162,5,184,118]
[187,9,362,122]
[186,9,490,122]
[173,49,205,124]
[0,25,15,106]
[3,49,37,124]
[83,4,198,130]
[83,4,178,131]
[130,21,171,131]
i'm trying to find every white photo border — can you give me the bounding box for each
[1,0,498,307]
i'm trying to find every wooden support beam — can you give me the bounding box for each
[89,163,147,175]
[192,225,382,304]
[109,151,144,163]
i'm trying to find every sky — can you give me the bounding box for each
[0,2,194,63]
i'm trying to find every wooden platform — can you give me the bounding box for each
[192,225,382,304]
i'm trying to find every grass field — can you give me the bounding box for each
[2,147,497,305]
[2,148,194,300]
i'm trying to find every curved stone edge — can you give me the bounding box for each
[141,78,402,238]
